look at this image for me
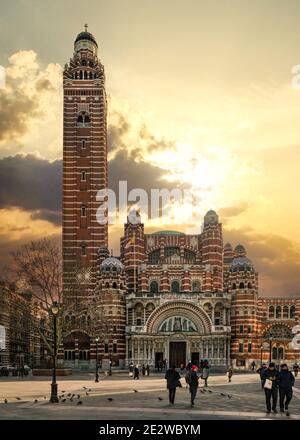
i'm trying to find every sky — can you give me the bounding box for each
[0,0,300,295]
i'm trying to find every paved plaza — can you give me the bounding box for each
[0,372,299,420]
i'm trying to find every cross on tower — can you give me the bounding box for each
[84,23,88,32]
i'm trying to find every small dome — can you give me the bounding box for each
[234,244,246,256]
[224,243,233,250]
[230,256,254,272]
[75,31,98,47]
[100,257,124,273]
[204,210,219,226]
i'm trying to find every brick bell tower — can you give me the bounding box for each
[63,26,108,294]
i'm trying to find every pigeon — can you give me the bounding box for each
[34,399,38,403]
[200,389,205,394]
[77,395,81,399]
[134,390,138,393]
[77,401,82,405]
[107,397,114,401]
[61,394,65,398]
[83,387,87,389]
[62,399,66,403]
[43,396,47,400]
[67,393,71,397]
[228,394,232,399]
[208,390,213,393]
[61,390,66,393]
[4,399,8,404]
[16,397,21,400]
[88,389,91,392]
[158,397,163,401]
[220,393,226,397]
[72,394,75,397]
[86,392,89,396]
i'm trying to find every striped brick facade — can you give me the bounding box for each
[63,29,108,295]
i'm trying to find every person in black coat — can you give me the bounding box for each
[278,364,295,414]
[189,365,199,406]
[262,363,280,413]
[257,363,267,389]
[165,365,181,404]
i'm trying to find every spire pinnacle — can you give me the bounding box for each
[84,23,88,32]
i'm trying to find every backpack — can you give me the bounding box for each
[185,371,191,384]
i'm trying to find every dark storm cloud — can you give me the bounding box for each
[0,154,62,223]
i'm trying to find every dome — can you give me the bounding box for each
[204,210,219,225]
[234,244,246,256]
[230,256,254,271]
[100,257,124,273]
[224,243,233,250]
[75,31,98,48]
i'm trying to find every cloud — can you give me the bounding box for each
[0,154,62,223]
[224,226,300,297]
[0,50,62,158]
[219,203,248,219]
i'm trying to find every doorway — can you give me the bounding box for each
[169,342,186,367]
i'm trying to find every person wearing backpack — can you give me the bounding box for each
[278,364,295,415]
[189,365,199,407]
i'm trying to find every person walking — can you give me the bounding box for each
[189,365,199,407]
[134,364,140,380]
[146,364,150,376]
[251,361,256,371]
[201,361,210,387]
[293,362,299,377]
[165,365,182,405]
[227,366,233,383]
[279,364,295,415]
[257,363,267,389]
[142,364,146,376]
[262,362,280,414]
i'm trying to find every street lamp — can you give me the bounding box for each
[269,335,273,363]
[260,344,263,365]
[95,336,99,383]
[50,301,60,403]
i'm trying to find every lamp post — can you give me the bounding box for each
[269,336,273,363]
[50,302,60,403]
[260,344,263,365]
[95,336,99,383]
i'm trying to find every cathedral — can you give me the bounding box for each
[60,28,300,371]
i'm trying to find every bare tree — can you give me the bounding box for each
[9,239,63,355]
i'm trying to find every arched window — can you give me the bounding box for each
[283,306,289,319]
[80,170,86,181]
[150,280,159,294]
[112,282,117,289]
[105,282,110,288]
[239,282,245,289]
[81,60,87,66]
[263,324,292,339]
[290,305,296,319]
[145,303,155,320]
[80,71,83,80]
[81,244,86,256]
[81,206,86,217]
[276,306,281,319]
[84,71,88,79]
[232,283,236,290]
[148,249,160,264]
[247,282,252,289]
[77,112,91,127]
[269,306,274,319]
[171,280,180,293]
[192,280,201,292]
